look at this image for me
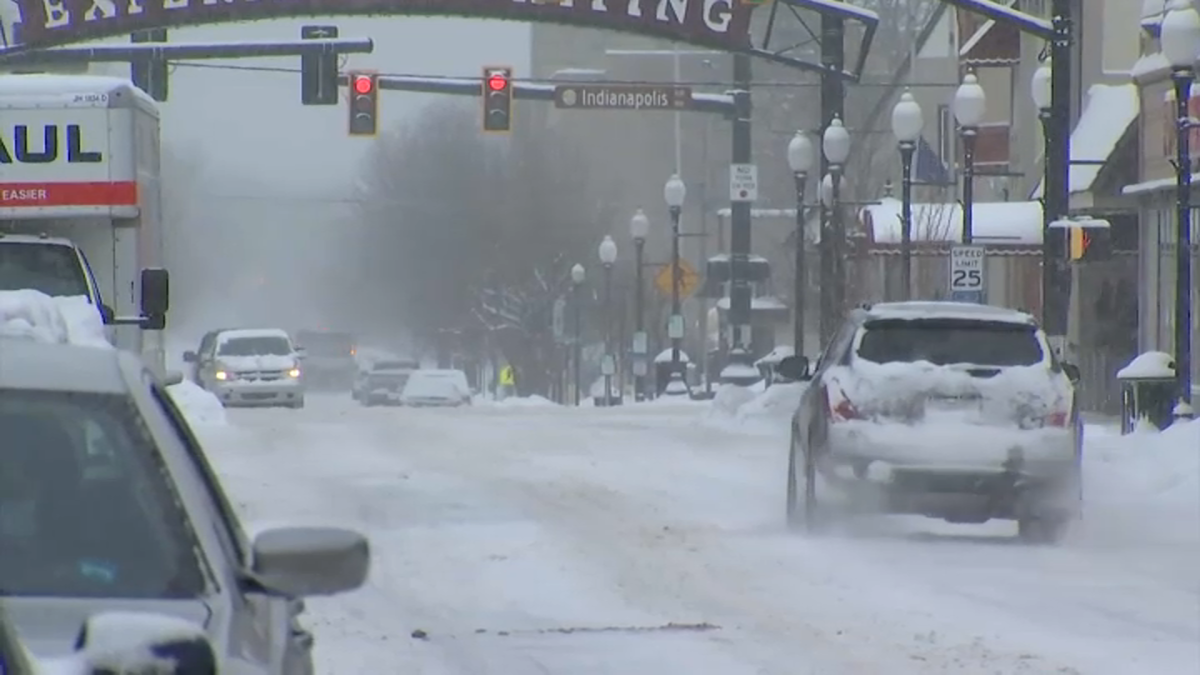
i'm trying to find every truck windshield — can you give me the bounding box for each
[0,243,89,298]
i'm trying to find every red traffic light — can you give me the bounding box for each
[487,74,509,92]
[353,75,374,95]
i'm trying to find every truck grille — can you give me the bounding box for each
[235,370,287,381]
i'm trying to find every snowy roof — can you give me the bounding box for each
[218,328,291,342]
[860,198,1042,244]
[1030,84,1139,199]
[0,74,158,110]
[1123,170,1200,195]
[865,301,1036,326]
[713,207,798,218]
[0,233,77,247]
[654,348,690,363]
[958,0,1016,58]
[707,253,769,264]
[716,296,788,311]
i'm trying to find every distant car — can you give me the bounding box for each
[293,329,358,391]
[781,301,1083,544]
[0,337,370,673]
[184,328,305,409]
[353,358,420,406]
[398,369,472,407]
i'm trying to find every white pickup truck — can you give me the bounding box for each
[0,74,169,368]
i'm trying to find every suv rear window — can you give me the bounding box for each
[856,318,1043,367]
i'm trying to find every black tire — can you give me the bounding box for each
[1017,515,1070,544]
[290,399,305,410]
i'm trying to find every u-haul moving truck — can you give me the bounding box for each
[0,74,169,370]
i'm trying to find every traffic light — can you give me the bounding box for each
[1068,226,1111,261]
[482,66,513,133]
[131,28,168,102]
[301,25,339,105]
[347,71,378,136]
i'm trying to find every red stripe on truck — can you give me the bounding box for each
[0,181,139,207]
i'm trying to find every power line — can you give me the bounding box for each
[168,61,964,88]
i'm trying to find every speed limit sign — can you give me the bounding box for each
[949,245,985,303]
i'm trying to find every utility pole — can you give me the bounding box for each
[819,14,845,344]
[1043,0,1073,355]
[720,51,757,384]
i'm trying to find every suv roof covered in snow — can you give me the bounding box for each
[860,301,1037,326]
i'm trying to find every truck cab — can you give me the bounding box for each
[0,232,106,313]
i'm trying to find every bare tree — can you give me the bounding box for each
[353,100,619,394]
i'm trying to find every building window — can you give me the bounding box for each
[937,103,956,175]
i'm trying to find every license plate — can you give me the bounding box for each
[926,396,979,411]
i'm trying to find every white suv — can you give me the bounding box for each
[184,328,306,409]
[779,301,1083,544]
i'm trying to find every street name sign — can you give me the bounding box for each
[729,163,758,201]
[554,84,692,110]
[949,244,985,304]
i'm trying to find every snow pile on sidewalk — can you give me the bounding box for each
[1084,419,1199,545]
[0,290,111,348]
[166,379,228,426]
[493,394,558,407]
[707,381,806,430]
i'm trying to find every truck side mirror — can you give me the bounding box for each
[1061,362,1081,383]
[98,303,114,325]
[140,267,170,319]
[183,350,198,363]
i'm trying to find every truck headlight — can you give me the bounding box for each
[215,371,229,381]
[288,368,301,378]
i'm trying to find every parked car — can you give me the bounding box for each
[780,301,1083,544]
[184,328,305,409]
[0,337,370,673]
[352,357,419,406]
[398,369,472,407]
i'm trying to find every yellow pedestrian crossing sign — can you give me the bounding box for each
[654,259,700,299]
[499,365,515,386]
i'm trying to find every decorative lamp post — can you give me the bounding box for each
[663,174,687,393]
[953,71,986,245]
[629,208,650,401]
[786,131,814,356]
[570,263,586,407]
[1161,0,1199,420]
[891,90,924,299]
[822,116,851,319]
[598,235,618,407]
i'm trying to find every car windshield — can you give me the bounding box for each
[218,336,292,356]
[857,318,1044,367]
[0,389,206,599]
[374,360,416,371]
[0,243,90,298]
[403,374,466,398]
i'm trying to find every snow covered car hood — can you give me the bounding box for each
[216,354,296,373]
[2,597,212,659]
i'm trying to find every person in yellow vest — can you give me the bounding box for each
[499,365,516,399]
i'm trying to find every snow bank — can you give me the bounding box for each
[167,380,228,426]
[494,394,558,407]
[1084,419,1199,546]
[0,290,110,348]
[705,382,805,434]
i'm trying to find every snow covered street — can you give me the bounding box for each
[187,394,1199,675]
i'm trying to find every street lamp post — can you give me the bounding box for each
[954,72,986,246]
[663,174,687,392]
[822,116,851,320]
[629,209,650,401]
[570,263,585,406]
[1161,0,1199,420]
[891,90,924,300]
[786,131,814,356]
[598,236,618,407]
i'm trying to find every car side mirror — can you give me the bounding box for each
[294,347,306,360]
[182,350,198,363]
[250,526,369,597]
[62,611,217,674]
[139,267,170,321]
[1061,362,1081,383]
[776,355,811,381]
[98,303,114,325]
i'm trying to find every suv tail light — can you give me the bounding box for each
[1043,409,1069,427]
[825,384,863,422]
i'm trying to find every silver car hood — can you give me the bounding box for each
[3,596,211,658]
